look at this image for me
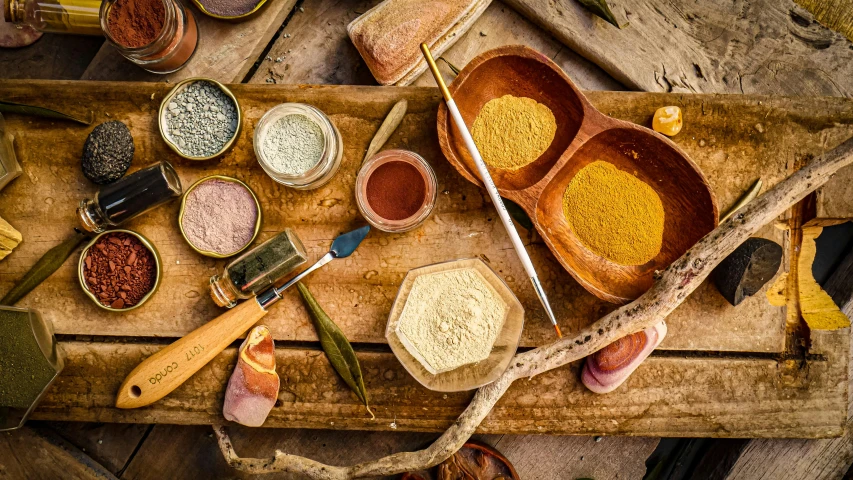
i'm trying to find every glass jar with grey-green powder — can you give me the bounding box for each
[254,103,343,190]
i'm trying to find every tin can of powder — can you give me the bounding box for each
[78,229,162,312]
[178,175,262,258]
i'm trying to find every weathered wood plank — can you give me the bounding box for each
[80,1,297,83]
[42,421,150,475]
[489,434,658,479]
[0,34,103,80]
[250,0,623,92]
[4,82,845,353]
[796,0,853,41]
[29,338,847,437]
[407,1,623,91]
[0,426,118,479]
[505,0,853,97]
[121,424,438,480]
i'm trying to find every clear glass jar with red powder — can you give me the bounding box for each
[100,0,198,74]
[356,149,438,233]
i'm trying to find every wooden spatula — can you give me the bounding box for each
[115,226,370,409]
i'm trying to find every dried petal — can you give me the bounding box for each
[223,325,279,427]
[581,321,667,394]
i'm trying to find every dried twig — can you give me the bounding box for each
[214,137,853,479]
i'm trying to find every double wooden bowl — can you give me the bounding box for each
[437,46,718,304]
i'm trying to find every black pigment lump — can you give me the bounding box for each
[713,238,783,306]
[81,121,134,184]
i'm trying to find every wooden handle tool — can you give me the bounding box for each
[116,298,267,409]
[115,226,371,409]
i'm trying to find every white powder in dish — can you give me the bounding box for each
[396,267,507,374]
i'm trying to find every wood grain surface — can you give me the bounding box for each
[29,338,848,437]
[505,0,853,97]
[80,0,297,83]
[250,0,624,92]
[0,81,849,435]
[0,426,118,479]
[6,82,849,354]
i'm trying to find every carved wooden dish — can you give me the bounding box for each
[437,45,718,304]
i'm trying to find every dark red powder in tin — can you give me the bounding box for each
[366,161,427,221]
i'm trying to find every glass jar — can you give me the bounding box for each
[77,161,183,233]
[100,0,198,74]
[0,306,64,431]
[0,113,21,192]
[355,149,438,233]
[254,103,343,190]
[4,0,102,35]
[210,229,308,308]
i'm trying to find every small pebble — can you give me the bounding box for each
[480,31,487,36]
[81,121,134,185]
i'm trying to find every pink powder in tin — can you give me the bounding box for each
[181,179,258,256]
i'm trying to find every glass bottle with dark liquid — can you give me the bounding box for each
[77,161,182,233]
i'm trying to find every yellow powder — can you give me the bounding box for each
[471,95,557,171]
[562,161,665,266]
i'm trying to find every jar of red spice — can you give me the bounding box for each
[355,149,438,233]
[100,0,198,74]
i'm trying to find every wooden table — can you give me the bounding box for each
[1,1,853,479]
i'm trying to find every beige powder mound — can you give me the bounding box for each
[396,267,507,374]
[471,95,557,171]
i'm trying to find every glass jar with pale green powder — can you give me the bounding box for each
[253,103,343,190]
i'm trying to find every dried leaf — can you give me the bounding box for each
[1,230,89,305]
[503,198,533,231]
[0,100,92,125]
[297,282,373,418]
[577,0,620,28]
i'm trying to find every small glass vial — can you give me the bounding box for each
[77,161,183,233]
[355,150,437,233]
[100,0,198,74]
[210,229,308,308]
[4,0,102,35]
[0,113,22,193]
[253,103,343,190]
[0,306,64,431]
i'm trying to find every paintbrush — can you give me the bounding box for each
[420,43,562,338]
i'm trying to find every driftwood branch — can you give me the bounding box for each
[214,137,853,479]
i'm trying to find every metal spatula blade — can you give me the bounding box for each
[330,225,370,258]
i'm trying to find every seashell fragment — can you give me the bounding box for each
[223,325,279,427]
[582,321,667,394]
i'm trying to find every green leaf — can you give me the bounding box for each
[297,282,373,418]
[503,198,533,231]
[1,230,89,306]
[577,0,620,28]
[0,100,92,125]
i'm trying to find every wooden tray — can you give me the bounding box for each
[0,80,850,437]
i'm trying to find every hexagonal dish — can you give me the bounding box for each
[385,258,525,392]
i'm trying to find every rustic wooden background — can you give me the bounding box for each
[2,0,853,479]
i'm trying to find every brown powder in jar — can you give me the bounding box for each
[365,160,427,221]
[107,0,166,48]
[83,232,157,309]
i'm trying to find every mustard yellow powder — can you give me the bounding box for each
[471,95,557,171]
[562,161,665,266]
